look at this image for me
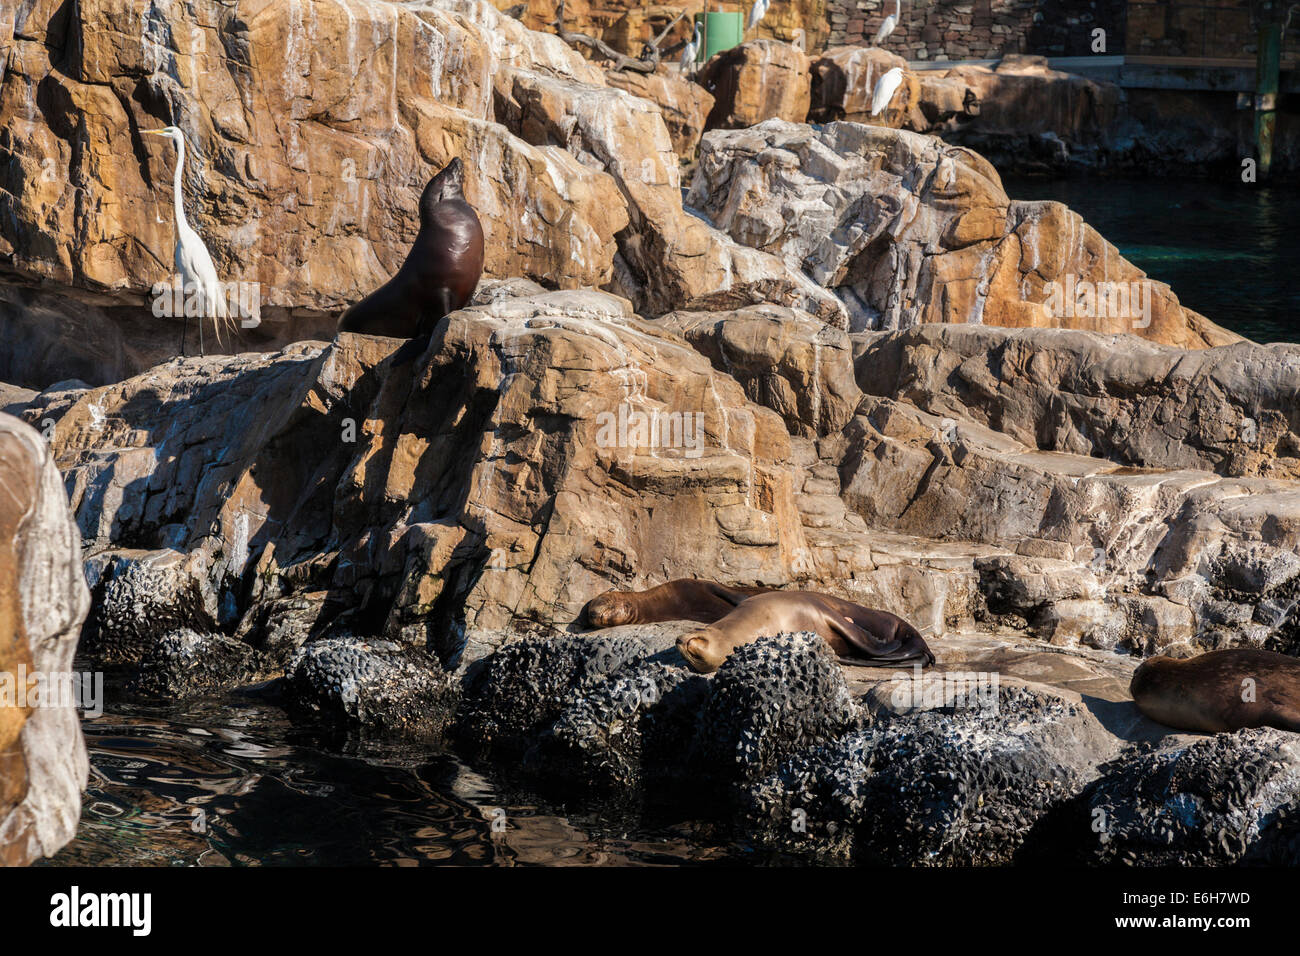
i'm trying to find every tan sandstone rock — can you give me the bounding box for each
[697,39,812,131]
[0,413,90,866]
[603,68,715,160]
[944,56,1120,142]
[809,45,911,125]
[494,60,846,323]
[0,0,626,352]
[688,119,1238,347]
[34,288,822,666]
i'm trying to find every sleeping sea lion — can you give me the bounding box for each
[580,578,775,629]
[674,590,935,674]
[1130,648,1300,733]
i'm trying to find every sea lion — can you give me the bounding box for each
[1130,648,1300,733]
[580,578,775,629]
[337,157,485,339]
[675,590,936,674]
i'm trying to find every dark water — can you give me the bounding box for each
[1004,176,1300,345]
[38,698,744,867]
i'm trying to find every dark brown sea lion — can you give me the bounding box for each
[1130,648,1300,733]
[675,590,936,674]
[337,157,485,339]
[580,578,775,629]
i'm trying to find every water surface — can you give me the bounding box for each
[1004,176,1300,344]
[40,698,746,867]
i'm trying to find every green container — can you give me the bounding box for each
[694,11,743,63]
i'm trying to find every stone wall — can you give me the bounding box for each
[827,0,1129,60]
[498,0,832,58]
[1126,2,1258,59]
[507,0,1285,61]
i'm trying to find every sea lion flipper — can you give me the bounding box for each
[702,580,768,609]
[825,615,896,658]
[830,608,935,666]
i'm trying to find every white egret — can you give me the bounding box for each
[141,125,232,355]
[681,20,702,72]
[871,66,904,117]
[747,0,769,32]
[873,0,900,46]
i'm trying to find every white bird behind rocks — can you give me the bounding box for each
[873,0,901,45]
[871,66,904,117]
[747,0,769,32]
[681,21,702,72]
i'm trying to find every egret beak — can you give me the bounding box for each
[141,129,167,136]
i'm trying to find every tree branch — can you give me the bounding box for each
[552,0,690,74]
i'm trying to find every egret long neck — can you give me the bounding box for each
[171,136,188,232]
[895,0,900,17]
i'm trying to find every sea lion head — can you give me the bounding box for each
[676,628,723,674]
[580,591,638,629]
[420,157,466,214]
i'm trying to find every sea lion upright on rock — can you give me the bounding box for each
[1130,648,1300,733]
[337,157,485,340]
[580,578,775,629]
[675,590,935,674]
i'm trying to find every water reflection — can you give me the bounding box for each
[39,699,743,867]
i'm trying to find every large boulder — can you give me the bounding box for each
[495,65,845,324]
[742,685,1115,862]
[699,633,864,783]
[454,632,659,756]
[603,69,714,161]
[808,46,915,127]
[284,636,460,742]
[854,324,1300,481]
[938,57,1122,173]
[833,369,1300,656]
[696,39,812,132]
[33,288,837,675]
[0,412,90,865]
[527,655,709,792]
[1073,731,1300,865]
[659,304,862,437]
[688,119,1238,348]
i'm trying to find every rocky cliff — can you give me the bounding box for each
[0,413,90,865]
[1,1,1236,391]
[16,277,1300,861]
[1,0,1293,866]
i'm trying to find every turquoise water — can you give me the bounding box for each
[1004,177,1300,345]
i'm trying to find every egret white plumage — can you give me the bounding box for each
[747,0,769,31]
[873,0,901,45]
[871,66,904,117]
[142,125,232,355]
[680,21,702,71]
